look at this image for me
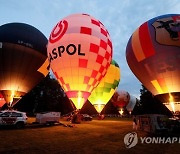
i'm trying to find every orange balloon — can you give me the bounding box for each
[47,14,113,109]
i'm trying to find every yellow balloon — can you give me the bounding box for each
[88,60,120,113]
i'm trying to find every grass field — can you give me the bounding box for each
[0,117,179,154]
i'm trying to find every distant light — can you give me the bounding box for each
[119,108,124,115]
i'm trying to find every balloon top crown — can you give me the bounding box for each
[48,13,112,47]
[0,22,47,55]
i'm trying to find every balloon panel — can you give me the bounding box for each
[0,23,49,105]
[48,14,112,109]
[0,93,5,108]
[88,60,120,113]
[126,14,180,102]
[0,100,5,108]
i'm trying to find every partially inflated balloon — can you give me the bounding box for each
[88,60,120,113]
[47,14,113,109]
[126,95,137,114]
[126,14,180,112]
[0,23,49,106]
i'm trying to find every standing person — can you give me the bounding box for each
[71,110,81,124]
[133,116,138,130]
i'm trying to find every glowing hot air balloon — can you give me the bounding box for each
[88,60,120,113]
[0,23,49,107]
[126,14,180,112]
[112,90,130,115]
[47,14,113,110]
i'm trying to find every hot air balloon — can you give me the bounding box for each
[112,90,130,115]
[126,95,137,114]
[47,14,113,110]
[88,60,120,114]
[0,23,49,107]
[126,14,180,113]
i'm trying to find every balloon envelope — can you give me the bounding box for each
[88,60,120,113]
[112,90,130,109]
[47,14,113,109]
[126,95,137,113]
[0,23,49,106]
[126,14,180,108]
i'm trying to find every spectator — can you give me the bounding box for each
[133,116,138,130]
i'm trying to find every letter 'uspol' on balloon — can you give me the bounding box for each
[47,14,113,110]
[88,60,120,113]
[126,14,180,112]
[0,23,49,107]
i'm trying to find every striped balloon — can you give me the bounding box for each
[126,14,180,108]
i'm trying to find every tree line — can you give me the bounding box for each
[2,75,172,116]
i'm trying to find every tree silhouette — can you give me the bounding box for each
[80,100,97,115]
[14,74,74,115]
[132,85,172,116]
